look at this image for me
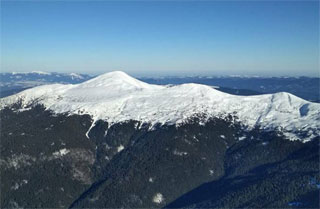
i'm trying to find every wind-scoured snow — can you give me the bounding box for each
[1,71,319,142]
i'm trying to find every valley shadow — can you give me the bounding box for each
[165,138,319,208]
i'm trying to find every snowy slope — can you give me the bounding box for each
[1,71,319,142]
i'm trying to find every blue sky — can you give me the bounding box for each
[1,1,319,76]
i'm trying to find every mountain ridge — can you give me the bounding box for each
[0,71,319,142]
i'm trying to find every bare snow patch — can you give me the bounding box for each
[153,193,164,204]
[53,148,70,157]
[192,135,199,142]
[209,169,214,176]
[117,144,124,153]
[173,149,188,156]
[11,179,28,190]
[11,183,20,190]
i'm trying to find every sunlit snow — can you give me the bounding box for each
[153,193,164,204]
[53,148,70,157]
[1,71,319,142]
[117,145,124,153]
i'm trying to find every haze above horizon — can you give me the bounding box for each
[1,1,319,77]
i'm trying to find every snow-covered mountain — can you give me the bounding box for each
[1,71,319,142]
[1,71,319,208]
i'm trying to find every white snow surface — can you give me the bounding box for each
[53,148,70,157]
[12,71,51,75]
[1,71,319,142]
[117,145,124,153]
[69,73,84,79]
[153,193,164,204]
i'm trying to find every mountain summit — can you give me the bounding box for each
[78,71,157,90]
[0,71,319,142]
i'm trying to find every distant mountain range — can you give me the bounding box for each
[1,71,319,208]
[0,71,92,98]
[1,71,319,102]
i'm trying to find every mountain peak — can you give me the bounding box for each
[97,71,131,79]
[78,71,154,90]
